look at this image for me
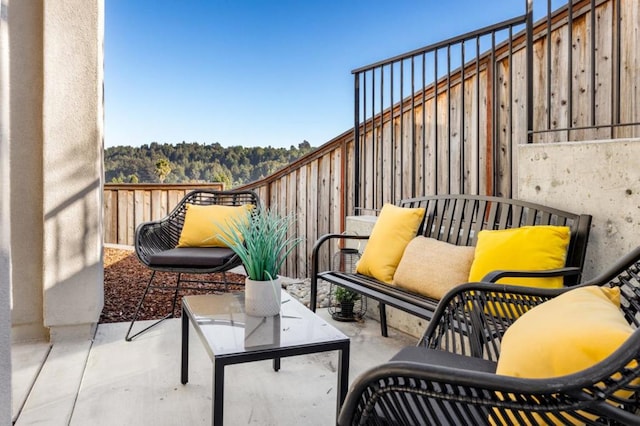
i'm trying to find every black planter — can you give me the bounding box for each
[332,301,356,322]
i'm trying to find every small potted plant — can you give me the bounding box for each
[217,205,301,316]
[333,286,361,321]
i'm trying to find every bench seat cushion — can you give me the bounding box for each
[148,247,236,268]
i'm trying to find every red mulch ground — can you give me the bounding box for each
[101,247,245,324]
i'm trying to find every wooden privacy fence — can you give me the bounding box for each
[235,129,354,281]
[103,183,224,246]
[102,132,353,280]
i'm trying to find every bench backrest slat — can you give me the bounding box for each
[400,195,592,286]
[450,199,465,245]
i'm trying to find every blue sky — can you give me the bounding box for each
[105,1,560,149]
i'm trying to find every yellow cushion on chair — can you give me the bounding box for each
[177,204,252,248]
[493,286,634,425]
[497,286,630,379]
[356,204,425,284]
[468,225,570,288]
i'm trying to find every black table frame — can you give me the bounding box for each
[180,293,351,425]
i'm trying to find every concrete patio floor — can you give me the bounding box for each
[12,308,417,425]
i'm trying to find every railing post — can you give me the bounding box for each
[526,0,534,143]
[353,72,360,215]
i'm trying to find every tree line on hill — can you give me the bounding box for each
[105,141,315,188]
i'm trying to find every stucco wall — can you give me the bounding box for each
[1,0,12,422]
[9,0,104,342]
[518,139,640,280]
[9,0,46,342]
[41,0,104,338]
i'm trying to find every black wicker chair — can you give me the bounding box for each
[338,246,640,425]
[125,189,259,341]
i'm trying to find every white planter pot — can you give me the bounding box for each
[244,276,282,317]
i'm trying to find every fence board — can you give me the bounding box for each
[618,0,640,138]
[297,165,308,277]
[330,148,342,258]
[345,139,355,217]
[594,1,614,139]
[134,190,145,238]
[307,160,320,270]
[496,58,512,197]
[126,191,134,245]
[104,190,117,243]
[401,107,414,200]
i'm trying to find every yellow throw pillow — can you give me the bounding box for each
[355,204,425,284]
[177,204,252,248]
[493,286,633,425]
[497,286,629,378]
[468,225,570,289]
[392,237,476,299]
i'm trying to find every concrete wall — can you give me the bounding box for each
[1,0,12,422]
[10,0,104,342]
[518,139,640,280]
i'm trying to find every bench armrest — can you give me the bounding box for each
[309,233,370,312]
[482,266,582,284]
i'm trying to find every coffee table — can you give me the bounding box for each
[181,290,351,425]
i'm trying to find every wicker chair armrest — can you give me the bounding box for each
[482,266,582,283]
[419,282,567,358]
[134,218,180,266]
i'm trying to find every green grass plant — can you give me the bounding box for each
[217,205,302,281]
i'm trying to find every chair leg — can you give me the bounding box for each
[222,271,228,291]
[125,271,175,342]
[379,303,388,337]
[169,273,182,317]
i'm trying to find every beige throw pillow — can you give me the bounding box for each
[392,237,476,300]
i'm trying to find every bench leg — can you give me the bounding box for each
[378,303,388,337]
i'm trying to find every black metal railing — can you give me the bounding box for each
[352,0,638,214]
[353,3,530,212]
[530,0,640,142]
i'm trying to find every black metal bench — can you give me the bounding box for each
[310,194,592,336]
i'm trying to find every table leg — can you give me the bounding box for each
[213,360,225,426]
[336,342,350,420]
[181,306,189,384]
